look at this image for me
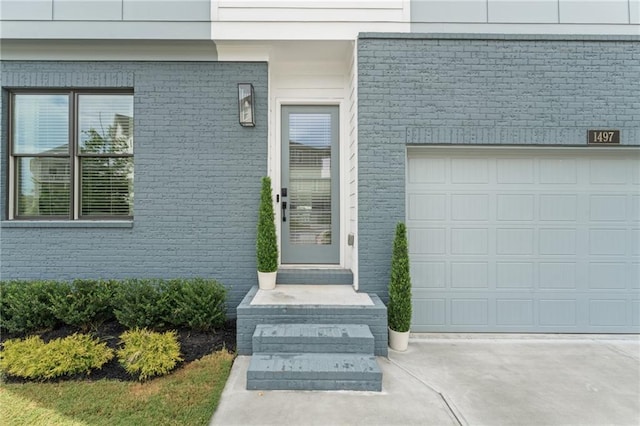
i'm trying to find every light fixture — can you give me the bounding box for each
[238,83,255,127]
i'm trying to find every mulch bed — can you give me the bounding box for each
[1,320,236,383]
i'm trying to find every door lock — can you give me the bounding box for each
[282,201,287,222]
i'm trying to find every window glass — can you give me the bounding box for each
[81,157,133,217]
[16,157,70,216]
[9,91,133,220]
[13,95,69,155]
[78,95,133,154]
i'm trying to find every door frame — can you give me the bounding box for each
[272,98,346,267]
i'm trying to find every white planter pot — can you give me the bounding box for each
[257,271,277,290]
[388,327,410,352]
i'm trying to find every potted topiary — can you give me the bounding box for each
[256,176,278,290]
[388,222,412,351]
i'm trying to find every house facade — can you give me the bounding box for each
[1,1,639,334]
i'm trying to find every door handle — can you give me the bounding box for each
[282,201,287,222]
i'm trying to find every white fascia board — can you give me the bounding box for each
[212,21,410,40]
[215,42,272,61]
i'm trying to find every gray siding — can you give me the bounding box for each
[0,61,268,311]
[357,34,640,299]
[1,1,211,40]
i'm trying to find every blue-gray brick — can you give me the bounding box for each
[0,61,268,312]
[357,34,640,300]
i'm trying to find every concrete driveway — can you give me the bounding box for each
[211,335,640,426]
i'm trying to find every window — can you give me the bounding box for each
[9,91,133,220]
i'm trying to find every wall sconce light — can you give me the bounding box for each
[238,83,255,127]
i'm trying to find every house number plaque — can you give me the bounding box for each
[588,130,620,144]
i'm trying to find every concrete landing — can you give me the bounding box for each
[251,285,374,306]
[212,335,640,426]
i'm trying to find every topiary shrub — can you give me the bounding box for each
[163,278,227,331]
[117,328,182,381]
[0,280,64,335]
[112,279,169,330]
[388,222,412,333]
[49,279,116,331]
[256,176,278,273]
[0,334,114,380]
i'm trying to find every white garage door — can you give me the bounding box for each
[407,147,640,333]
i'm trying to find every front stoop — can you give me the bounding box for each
[247,324,382,391]
[237,286,388,357]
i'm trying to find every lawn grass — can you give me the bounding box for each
[1,350,234,426]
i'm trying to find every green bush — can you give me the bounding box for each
[388,222,412,333]
[163,278,227,331]
[256,176,278,272]
[0,280,64,334]
[49,279,116,331]
[112,279,169,329]
[117,329,182,381]
[0,334,114,380]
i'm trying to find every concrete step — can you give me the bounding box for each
[237,286,388,357]
[276,268,353,285]
[253,324,374,354]
[247,353,382,391]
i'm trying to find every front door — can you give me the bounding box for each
[281,106,339,264]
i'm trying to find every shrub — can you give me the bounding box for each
[49,279,116,331]
[113,279,169,329]
[0,334,114,380]
[0,280,64,334]
[256,176,278,272]
[388,222,412,333]
[117,329,182,381]
[163,278,227,331]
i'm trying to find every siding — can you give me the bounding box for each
[411,0,636,24]
[357,34,640,299]
[0,61,268,311]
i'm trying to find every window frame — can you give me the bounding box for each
[8,89,134,221]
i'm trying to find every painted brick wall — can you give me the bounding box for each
[0,61,268,311]
[357,34,640,299]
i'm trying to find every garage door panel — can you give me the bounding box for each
[411,261,446,288]
[451,194,489,220]
[496,300,534,326]
[631,264,640,289]
[451,158,489,183]
[451,228,488,254]
[497,194,535,221]
[590,159,628,184]
[451,262,489,288]
[408,157,446,183]
[589,229,627,255]
[410,228,446,254]
[451,299,489,325]
[412,299,446,326]
[539,158,578,184]
[539,262,577,289]
[539,229,577,255]
[496,158,534,184]
[407,148,640,333]
[496,262,534,288]
[589,300,628,326]
[631,230,640,256]
[539,195,577,221]
[632,301,640,326]
[539,300,577,326]
[588,263,627,289]
[590,195,627,221]
[497,228,534,255]
[408,194,446,220]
